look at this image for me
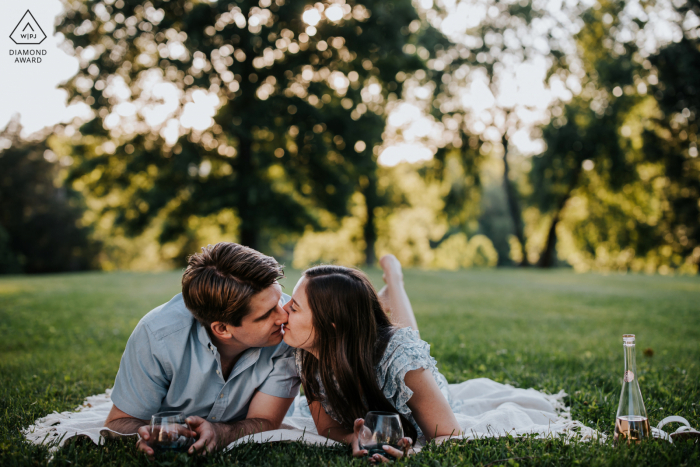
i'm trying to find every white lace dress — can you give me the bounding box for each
[294,327,454,438]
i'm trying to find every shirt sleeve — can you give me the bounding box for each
[110,320,170,420]
[280,292,291,306]
[257,344,301,399]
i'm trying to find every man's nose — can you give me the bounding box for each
[274,304,289,324]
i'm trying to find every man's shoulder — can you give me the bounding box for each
[260,341,295,360]
[280,292,291,305]
[139,293,195,341]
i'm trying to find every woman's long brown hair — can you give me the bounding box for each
[299,265,418,443]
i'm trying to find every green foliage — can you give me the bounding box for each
[425,0,572,266]
[0,224,21,274]
[641,33,700,271]
[57,0,439,258]
[532,0,700,273]
[292,192,367,268]
[1,269,699,465]
[431,233,498,269]
[475,181,516,266]
[292,159,498,269]
[0,120,98,274]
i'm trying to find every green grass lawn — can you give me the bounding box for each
[1,268,698,466]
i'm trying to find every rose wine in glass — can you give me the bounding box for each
[358,411,404,460]
[614,334,651,444]
[149,411,194,453]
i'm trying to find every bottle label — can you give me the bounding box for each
[624,371,635,382]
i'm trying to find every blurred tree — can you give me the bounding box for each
[532,104,638,268]
[532,0,640,268]
[0,119,97,274]
[57,0,435,263]
[642,33,700,271]
[292,160,498,269]
[477,182,515,266]
[422,0,576,266]
[0,225,21,274]
[533,0,700,272]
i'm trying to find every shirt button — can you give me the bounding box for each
[216,370,220,375]
[220,394,224,398]
[212,416,216,420]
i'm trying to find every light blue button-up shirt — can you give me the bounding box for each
[111,293,300,422]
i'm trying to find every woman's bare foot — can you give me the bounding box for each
[378,254,417,330]
[379,254,404,285]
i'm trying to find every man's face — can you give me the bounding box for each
[230,282,288,348]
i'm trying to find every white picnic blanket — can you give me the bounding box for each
[22,378,603,451]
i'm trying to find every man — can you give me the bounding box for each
[104,242,300,455]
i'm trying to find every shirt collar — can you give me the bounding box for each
[196,319,214,350]
[195,319,264,372]
[230,347,262,380]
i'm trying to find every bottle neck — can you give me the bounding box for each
[624,343,637,374]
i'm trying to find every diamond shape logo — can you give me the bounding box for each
[10,10,47,45]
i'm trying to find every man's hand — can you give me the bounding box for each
[135,425,155,457]
[135,423,198,457]
[186,416,223,454]
[184,392,294,455]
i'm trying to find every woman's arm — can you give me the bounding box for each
[404,368,462,441]
[308,399,373,459]
[308,399,353,443]
[374,367,461,461]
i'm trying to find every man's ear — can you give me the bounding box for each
[210,321,232,338]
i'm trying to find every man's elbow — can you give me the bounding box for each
[266,417,284,430]
[103,405,147,433]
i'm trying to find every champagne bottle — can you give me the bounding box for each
[614,334,651,444]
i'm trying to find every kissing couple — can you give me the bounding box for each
[105,242,461,461]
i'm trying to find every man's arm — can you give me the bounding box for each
[104,404,186,457]
[187,390,294,453]
[104,404,149,435]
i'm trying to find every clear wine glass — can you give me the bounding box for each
[148,411,194,453]
[358,411,405,460]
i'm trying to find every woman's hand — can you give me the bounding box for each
[353,418,415,463]
[369,437,415,463]
[351,419,369,458]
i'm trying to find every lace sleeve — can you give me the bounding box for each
[376,328,447,420]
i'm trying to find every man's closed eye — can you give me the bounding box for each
[254,308,275,322]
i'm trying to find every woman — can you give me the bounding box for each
[282,255,462,462]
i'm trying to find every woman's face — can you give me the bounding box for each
[282,275,317,353]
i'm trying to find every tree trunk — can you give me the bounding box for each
[537,212,560,268]
[537,168,582,268]
[236,135,259,251]
[234,44,260,252]
[502,134,529,266]
[362,177,377,267]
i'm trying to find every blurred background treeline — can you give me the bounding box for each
[0,0,698,275]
